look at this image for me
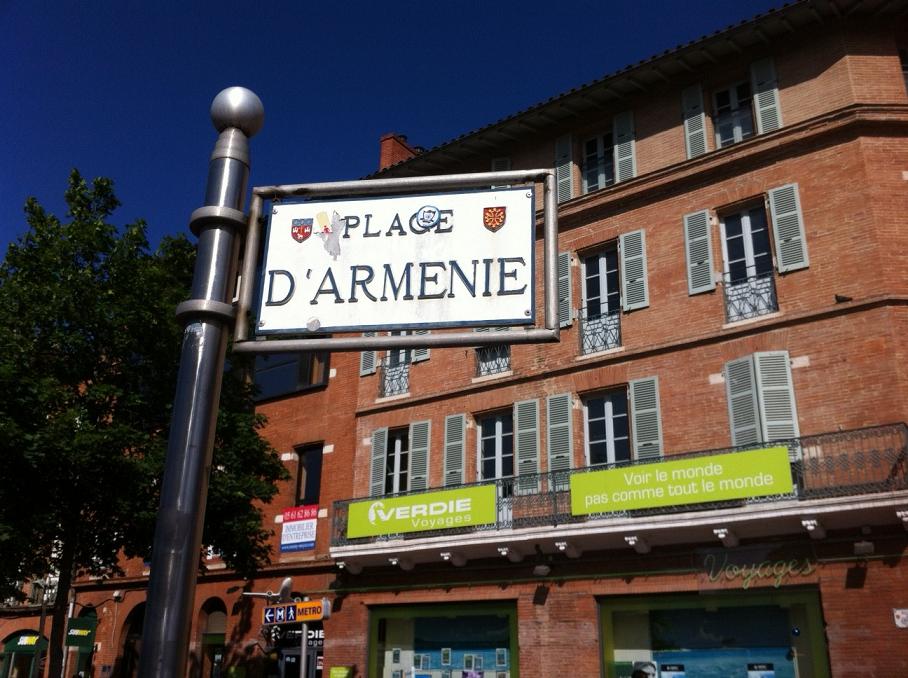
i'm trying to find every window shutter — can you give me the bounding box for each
[557,251,573,327]
[514,399,540,493]
[725,356,761,446]
[754,351,799,441]
[412,329,430,362]
[369,427,388,496]
[630,377,663,460]
[359,332,377,376]
[767,183,809,273]
[546,393,573,475]
[555,135,573,203]
[682,84,709,159]
[613,111,637,182]
[750,57,782,134]
[683,209,715,294]
[443,414,465,486]
[619,230,649,311]
[408,420,431,491]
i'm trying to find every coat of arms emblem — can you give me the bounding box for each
[291,218,313,243]
[483,206,506,232]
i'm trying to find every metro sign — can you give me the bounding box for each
[262,598,331,625]
[257,186,536,334]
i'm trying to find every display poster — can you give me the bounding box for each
[747,663,776,678]
[660,664,686,678]
[328,667,352,678]
[281,505,318,552]
[571,446,793,515]
[347,485,497,538]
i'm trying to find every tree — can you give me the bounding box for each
[0,170,288,677]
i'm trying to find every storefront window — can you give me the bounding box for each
[370,603,518,678]
[601,590,830,678]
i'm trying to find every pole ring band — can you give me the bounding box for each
[175,299,236,324]
[189,205,247,236]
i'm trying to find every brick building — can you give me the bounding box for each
[3,1,908,677]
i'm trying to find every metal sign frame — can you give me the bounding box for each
[232,169,559,354]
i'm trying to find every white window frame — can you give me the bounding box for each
[583,388,630,466]
[476,411,514,481]
[581,245,621,317]
[713,80,755,147]
[719,203,773,283]
[581,132,615,194]
[385,428,409,495]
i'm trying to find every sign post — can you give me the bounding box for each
[137,87,263,678]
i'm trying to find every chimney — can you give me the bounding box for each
[379,133,418,171]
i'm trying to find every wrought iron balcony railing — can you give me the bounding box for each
[378,358,410,398]
[579,306,621,355]
[476,344,511,377]
[722,270,778,323]
[331,423,907,547]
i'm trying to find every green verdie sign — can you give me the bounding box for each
[347,485,497,538]
[571,446,793,515]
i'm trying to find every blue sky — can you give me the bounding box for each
[1,1,782,254]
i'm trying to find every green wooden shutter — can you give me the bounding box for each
[768,183,809,273]
[514,399,540,493]
[558,251,573,327]
[408,420,431,491]
[620,230,649,311]
[412,329,430,362]
[682,84,709,158]
[359,332,376,376]
[546,393,573,483]
[613,111,637,182]
[754,351,799,441]
[555,135,573,203]
[683,209,715,294]
[750,57,782,134]
[370,427,388,496]
[443,414,465,486]
[629,377,663,460]
[725,356,761,446]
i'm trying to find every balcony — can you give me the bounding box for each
[476,344,511,377]
[378,357,410,398]
[722,271,778,323]
[331,424,907,561]
[579,306,621,355]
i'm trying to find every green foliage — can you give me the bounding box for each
[0,170,288,600]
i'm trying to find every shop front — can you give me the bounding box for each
[0,631,47,678]
[368,603,518,678]
[275,621,324,678]
[600,589,830,678]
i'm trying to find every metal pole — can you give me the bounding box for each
[137,87,263,678]
[29,581,48,678]
[300,621,308,678]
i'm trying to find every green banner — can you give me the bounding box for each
[347,485,497,538]
[571,446,793,515]
[65,617,97,648]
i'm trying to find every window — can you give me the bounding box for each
[584,389,630,465]
[582,132,615,193]
[370,422,430,496]
[901,49,908,92]
[725,351,799,446]
[254,352,328,400]
[441,648,452,666]
[720,203,777,322]
[496,648,508,667]
[385,428,409,495]
[713,81,755,148]
[366,330,429,396]
[475,327,511,376]
[580,245,621,354]
[477,411,514,481]
[295,443,323,506]
[414,654,430,670]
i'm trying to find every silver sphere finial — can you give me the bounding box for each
[210,87,264,137]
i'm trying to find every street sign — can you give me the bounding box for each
[263,598,331,625]
[257,186,536,334]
